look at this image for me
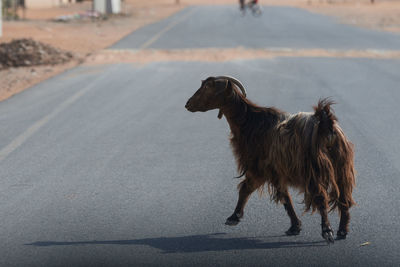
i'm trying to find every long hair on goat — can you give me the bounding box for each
[224,88,355,213]
[224,85,287,180]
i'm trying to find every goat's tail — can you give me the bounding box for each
[304,98,355,212]
[313,98,337,137]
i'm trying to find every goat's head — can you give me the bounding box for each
[185,76,246,118]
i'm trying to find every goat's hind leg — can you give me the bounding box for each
[225,176,263,226]
[279,190,302,236]
[336,177,354,240]
[336,185,353,240]
[336,204,350,240]
[315,195,335,244]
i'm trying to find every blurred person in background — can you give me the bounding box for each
[239,0,259,11]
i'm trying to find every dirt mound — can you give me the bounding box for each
[0,39,74,69]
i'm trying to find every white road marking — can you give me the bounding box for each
[139,8,196,50]
[0,67,114,162]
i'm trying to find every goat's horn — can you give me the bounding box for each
[215,76,247,97]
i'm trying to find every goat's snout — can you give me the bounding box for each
[185,98,194,112]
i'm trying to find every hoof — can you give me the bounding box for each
[225,218,240,226]
[322,226,335,244]
[225,212,242,226]
[285,224,301,236]
[336,230,347,240]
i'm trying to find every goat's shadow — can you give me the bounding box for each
[26,233,326,253]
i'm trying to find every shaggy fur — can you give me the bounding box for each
[185,77,356,243]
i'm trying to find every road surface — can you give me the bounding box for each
[0,5,399,267]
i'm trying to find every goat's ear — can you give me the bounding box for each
[217,109,223,119]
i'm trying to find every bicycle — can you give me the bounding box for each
[240,0,262,17]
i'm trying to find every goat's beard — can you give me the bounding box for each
[217,109,223,119]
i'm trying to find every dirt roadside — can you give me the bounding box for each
[0,0,399,101]
[304,1,400,33]
[86,48,400,66]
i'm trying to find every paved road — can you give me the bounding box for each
[114,6,400,50]
[1,5,400,267]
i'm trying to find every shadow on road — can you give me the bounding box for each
[26,233,326,253]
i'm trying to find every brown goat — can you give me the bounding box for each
[185,76,356,243]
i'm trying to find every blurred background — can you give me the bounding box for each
[0,0,399,101]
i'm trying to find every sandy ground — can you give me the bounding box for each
[86,48,400,65]
[2,1,183,55]
[0,0,399,101]
[305,1,400,33]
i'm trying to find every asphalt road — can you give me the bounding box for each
[1,5,400,267]
[114,6,400,50]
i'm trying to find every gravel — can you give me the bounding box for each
[0,38,74,69]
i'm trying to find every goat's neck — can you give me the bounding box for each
[220,97,249,137]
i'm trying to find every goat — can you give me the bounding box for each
[185,76,356,243]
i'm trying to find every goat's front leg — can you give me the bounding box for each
[225,177,263,226]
